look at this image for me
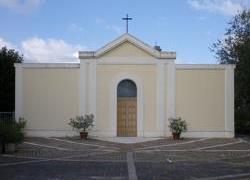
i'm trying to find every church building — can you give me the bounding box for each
[14,33,235,138]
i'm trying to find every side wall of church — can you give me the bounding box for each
[175,69,228,137]
[22,68,80,136]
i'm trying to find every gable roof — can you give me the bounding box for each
[79,33,176,59]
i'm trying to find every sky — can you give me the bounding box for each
[0,0,249,64]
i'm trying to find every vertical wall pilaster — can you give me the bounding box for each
[15,64,23,120]
[166,61,176,135]
[157,62,165,136]
[225,65,235,137]
[79,60,87,115]
[87,61,97,126]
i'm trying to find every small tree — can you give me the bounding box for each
[169,117,187,140]
[0,47,23,112]
[68,114,94,139]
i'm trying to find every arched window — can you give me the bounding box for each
[117,79,137,97]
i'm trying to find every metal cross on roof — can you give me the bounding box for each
[122,14,132,33]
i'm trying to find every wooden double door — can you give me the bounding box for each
[117,97,137,137]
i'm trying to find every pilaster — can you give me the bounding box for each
[79,60,87,115]
[166,61,176,135]
[14,64,23,120]
[225,65,235,137]
[87,61,97,126]
[156,62,165,135]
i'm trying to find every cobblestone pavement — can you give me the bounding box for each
[1,137,250,180]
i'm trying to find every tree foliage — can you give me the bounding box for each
[0,47,23,112]
[211,10,250,134]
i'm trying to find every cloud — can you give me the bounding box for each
[21,37,84,62]
[0,38,16,49]
[188,0,244,16]
[0,0,44,12]
[1,36,87,62]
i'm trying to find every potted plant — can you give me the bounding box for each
[1,117,26,154]
[68,114,94,139]
[168,117,187,140]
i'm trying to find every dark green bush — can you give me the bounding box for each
[0,118,26,144]
[235,111,250,134]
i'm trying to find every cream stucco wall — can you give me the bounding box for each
[176,69,225,133]
[16,35,234,138]
[96,65,158,135]
[23,68,79,136]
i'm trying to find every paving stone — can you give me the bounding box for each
[0,155,28,164]
[0,161,128,180]
[1,137,250,179]
[136,161,250,180]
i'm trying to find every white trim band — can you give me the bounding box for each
[176,64,236,70]
[17,63,80,68]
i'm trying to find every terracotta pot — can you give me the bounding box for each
[5,143,16,154]
[80,132,88,139]
[172,133,180,140]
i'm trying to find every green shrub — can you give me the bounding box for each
[235,111,250,134]
[69,114,94,133]
[168,117,187,135]
[4,127,24,143]
[0,117,26,144]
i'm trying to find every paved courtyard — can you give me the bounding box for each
[1,136,250,180]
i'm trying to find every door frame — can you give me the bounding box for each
[111,73,144,137]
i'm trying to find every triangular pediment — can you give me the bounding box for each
[100,40,152,57]
[79,33,176,59]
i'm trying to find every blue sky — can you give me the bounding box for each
[0,0,249,63]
